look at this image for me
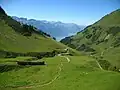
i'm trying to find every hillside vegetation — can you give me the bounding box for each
[0,6,120,90]
[0,6,67,54]
[0,56,120,90]
[61,9,120,70]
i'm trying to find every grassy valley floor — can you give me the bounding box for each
[0,56,120,90]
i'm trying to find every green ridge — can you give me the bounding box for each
[0,6,120,90]
[0,6,66,53]
[61,9,120,69]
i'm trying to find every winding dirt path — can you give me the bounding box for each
[60,56,70,62]
[98,47,113,70]
[95,60,103,70]
[17,56,70,89]
[18,63,63,89]
[90,47,113,70]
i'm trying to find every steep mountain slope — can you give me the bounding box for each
[12,16,85,40]
[61,9,120,69]
[0,7,120,90]
[0,6,66,53]
[94,9,120,26]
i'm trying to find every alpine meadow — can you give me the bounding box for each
[0,1,120,90]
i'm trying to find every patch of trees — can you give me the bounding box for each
[33,28,51,38]
[107,26,120,36]
[0,64,26,73]
[77,44,95,52]
[98,59,120,72]
[91,31,102,43]
[0,50,25,58]
[112,37,120,47]
[17,61,45,66]
[91,26,102,30]
[53,37,56,40]
[98,60,111,70]
[111,66,120,72]
[60,36,72,45]
[86,34,92,39]
[26,51,57,59]
[96,40,104,45]
[68,44,76,49]
[21,24,33,36]
[0,50,61,59]
[21,24,50,37]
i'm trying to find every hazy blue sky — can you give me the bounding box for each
[0,0,120,25]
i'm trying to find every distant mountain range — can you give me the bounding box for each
[12,16,85,40]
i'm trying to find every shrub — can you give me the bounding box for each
[98,60,111,70]
[107,26,120,36]
[0,64,25,73]
[17,61,45,66]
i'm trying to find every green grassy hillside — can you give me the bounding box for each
[61,9,120,70]
[0,7,67,53]
[0,20,65,52]
[94,9,120,26]
[0,6,120,90]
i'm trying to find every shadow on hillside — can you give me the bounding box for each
[0,64,29,73]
